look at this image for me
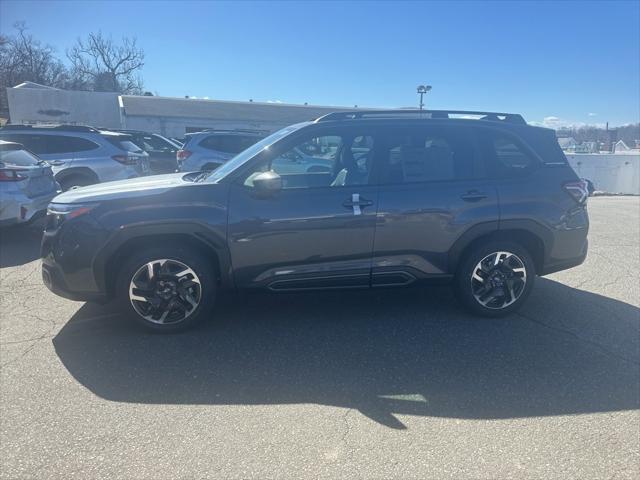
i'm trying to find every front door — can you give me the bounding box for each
[227,128,379,290]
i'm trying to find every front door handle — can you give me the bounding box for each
[460,191,487,202]
[343,193,373,215]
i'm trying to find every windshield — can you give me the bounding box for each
[0,148,41,166]
[203,123,309,182]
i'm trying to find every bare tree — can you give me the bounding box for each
[0,22,68,117]
[0,22,67,87]
[67,32,144,94]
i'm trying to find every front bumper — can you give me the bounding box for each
[41,261,108,302]
[41,209,110,303]
[0,190,59,227]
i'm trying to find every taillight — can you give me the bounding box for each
[111,155,138,165]
[177,149,192,160]
[0,169,27,182]
[563,179,589,204]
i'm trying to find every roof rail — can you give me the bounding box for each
[315,109,527,125]
[1,124,100,133]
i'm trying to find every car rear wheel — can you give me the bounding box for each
[454,241,535,317]
[116,246,216,332]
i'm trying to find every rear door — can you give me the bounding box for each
[371,124,499,283]
[227,126,379,290]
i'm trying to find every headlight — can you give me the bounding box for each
[46,203,97,227]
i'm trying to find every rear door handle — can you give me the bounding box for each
[460,191,487,202]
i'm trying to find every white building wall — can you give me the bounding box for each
[566,154,640,195]
[7,87,121,128]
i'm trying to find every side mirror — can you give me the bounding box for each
[253,171,282,195]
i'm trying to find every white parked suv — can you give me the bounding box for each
[0,125,149,191]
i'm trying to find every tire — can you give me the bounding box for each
[115,245,216,333]
[454,241,535,317]
[58,175,94,191]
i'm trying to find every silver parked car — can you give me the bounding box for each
[0,125,149,191]
[177,130,266,172]
[0,140,60,227]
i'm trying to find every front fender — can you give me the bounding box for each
[93,220,232,295]
[91,183,231,294]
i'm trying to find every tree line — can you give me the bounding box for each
[557,124,640,148]
[0,22,146,119]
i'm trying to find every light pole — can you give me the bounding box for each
[417,85,432,110]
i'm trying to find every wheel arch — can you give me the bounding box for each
[449,220,551,274]
[54,167,99,185]
[95,226,232,299]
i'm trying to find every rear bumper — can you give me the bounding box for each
[541,238,588,275]
[0,190,59,227]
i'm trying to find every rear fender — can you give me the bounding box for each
[54,167,99,185]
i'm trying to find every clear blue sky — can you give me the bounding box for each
[1,0,639,127]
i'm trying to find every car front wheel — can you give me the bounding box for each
[116,246,216,332]
[454,241,535,317]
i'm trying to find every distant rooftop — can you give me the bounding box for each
[119,95,353,122]
[13,82,59,90]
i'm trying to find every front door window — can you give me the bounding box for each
[243,133,374,189]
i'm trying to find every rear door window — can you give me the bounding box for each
[41,135,99,154]
[379,126,476,184]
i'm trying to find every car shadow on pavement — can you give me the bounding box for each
[53,278,640,429]
[0,222,43,268]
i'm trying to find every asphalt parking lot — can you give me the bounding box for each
[1,196,638,479]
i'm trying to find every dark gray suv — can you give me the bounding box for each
[42,110,589,332]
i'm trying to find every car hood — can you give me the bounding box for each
[52,173,191,204]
